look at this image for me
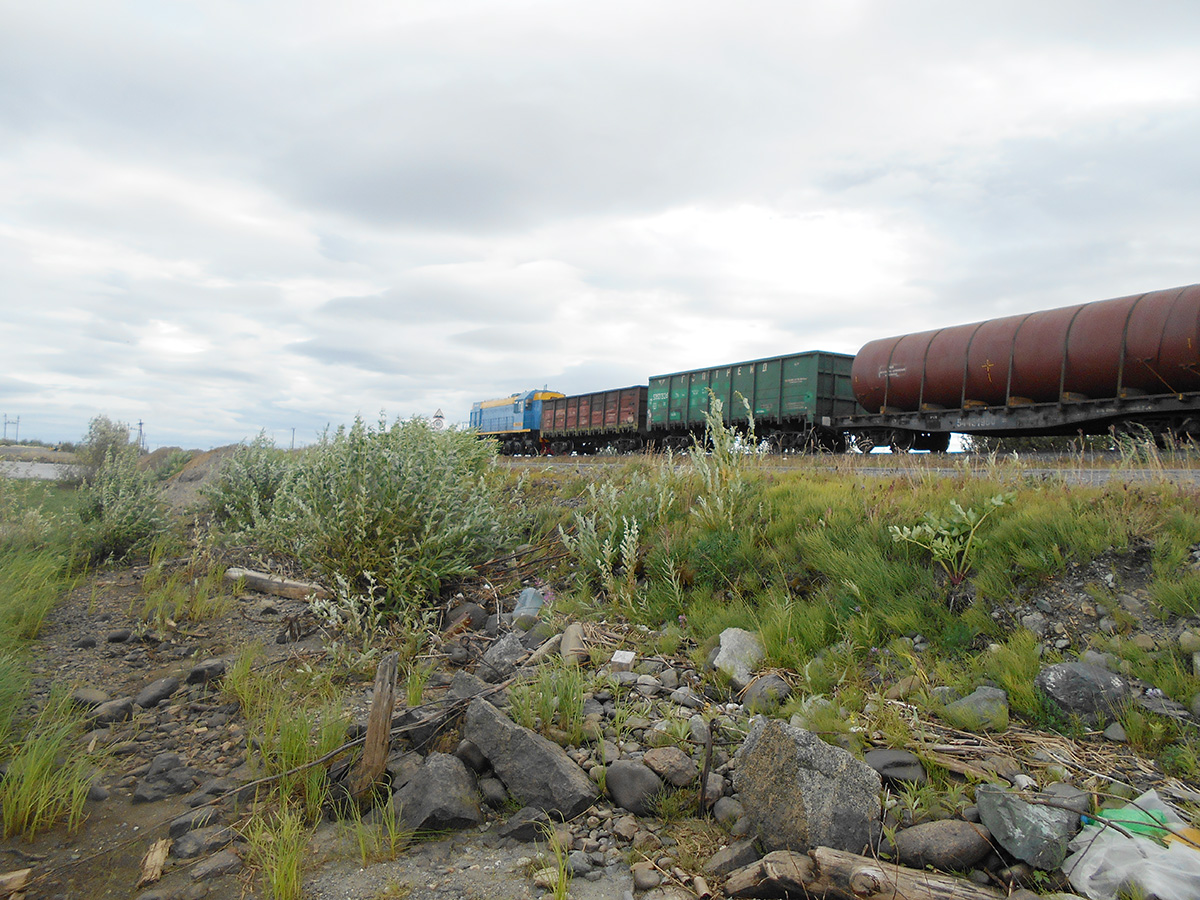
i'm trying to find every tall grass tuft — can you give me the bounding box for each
[0,689,99,839]
[223,645,347,820]
[246,803,309,900]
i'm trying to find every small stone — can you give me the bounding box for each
[631,861,661,890]
[186,658,226,685]
[1103,721,1128,742]
[610,650,636,672]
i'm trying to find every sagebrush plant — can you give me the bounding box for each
[202,432,295,535]
[263,415,511,619]
[76,445,167,563]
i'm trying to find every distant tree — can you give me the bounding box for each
[77,416,136,477]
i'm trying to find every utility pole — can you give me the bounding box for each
[136,420,145,452]
[291,428,295,451]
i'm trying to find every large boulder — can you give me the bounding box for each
[391,752,483,832]
[462,699,596,818]
[733,718,881,854]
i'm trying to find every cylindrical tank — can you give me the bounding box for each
[852,285,1200,413]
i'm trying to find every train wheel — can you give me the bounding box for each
[888,431,914,454]
[854,434,876,453]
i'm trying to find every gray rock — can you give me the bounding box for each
[605,760,663,816]
[479,632,526,683]
[172,825,237,859]
[169,807,222,838]
[446,670,494,704]
[71,687,110,709]
[386,750,424,791]
[711,628,764,691]
[891,819,992,870]
[741,673,792,712]
[90,696,134,725]
[189,847,242,881]
[560,622,588,664]
[392,752,483,832]
[1034,662,1131,724]
[513,587,544,618]
[712,796,745,828]
[462,699,596,818]
[147,752,184,778]
[106,628,133,643]
[186,658,226,685]
[1042,782,1090,814]
[498,806,552,842]
[631,861,661,891]
[643,746,699,787]
[733,718,881,854]
[135,676,180,709]
[864,748,927,786]
[940,686,1009,731]
[669,687,704,709]
[704,838,760,875]
[976,783,1080,869]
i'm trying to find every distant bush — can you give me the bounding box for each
[202,434,295,532]
[76,415,137,478]
[76,446,166,563]
[259,416,511,618]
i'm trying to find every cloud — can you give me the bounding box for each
[2,1,1200,446]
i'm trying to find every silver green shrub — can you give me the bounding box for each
[264,415,510,616]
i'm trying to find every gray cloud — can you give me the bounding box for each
[2,1,1199,447]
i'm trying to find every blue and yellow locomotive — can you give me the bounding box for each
[468,389,565,455]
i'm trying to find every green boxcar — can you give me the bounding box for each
[648,351,858,431]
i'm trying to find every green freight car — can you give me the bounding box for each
[648,351,858,451]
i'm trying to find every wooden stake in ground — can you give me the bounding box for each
[346,651,400,803]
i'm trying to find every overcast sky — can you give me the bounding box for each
[3,1,1199,448]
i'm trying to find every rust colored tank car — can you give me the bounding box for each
[853,285,1200,413]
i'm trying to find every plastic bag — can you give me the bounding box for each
[1063,789,1200,900]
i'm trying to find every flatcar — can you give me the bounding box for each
[471,284,1200,454]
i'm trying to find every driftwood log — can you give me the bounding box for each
[0,867,31,899]
[224,567,331,601]
[725,848,1007,900]
[346,652,400,803]
[136,839,171,888]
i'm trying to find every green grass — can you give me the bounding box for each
[246,803,310,900]
[138,545,233,626]
[223,645,348,820]
[0,689,100,840]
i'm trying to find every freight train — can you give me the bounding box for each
[471,284,1200,454]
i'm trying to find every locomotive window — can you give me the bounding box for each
[514,400,524,413]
